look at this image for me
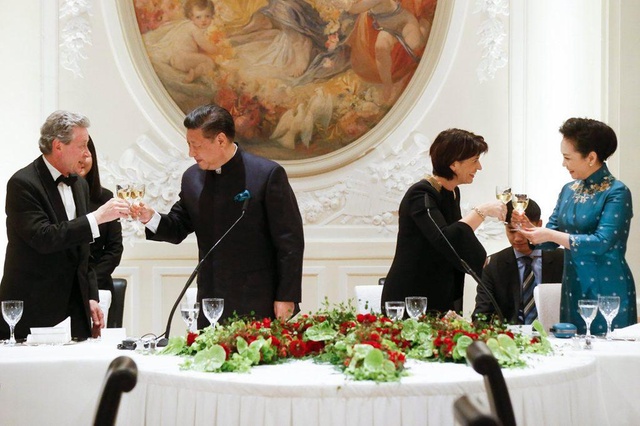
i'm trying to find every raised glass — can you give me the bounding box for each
[405,296,427,319]
[202,298,224,327]
[2,300,24,346]
[598,295,620,340]
[385,301,405,321]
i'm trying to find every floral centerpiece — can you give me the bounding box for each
[160,302,553,382]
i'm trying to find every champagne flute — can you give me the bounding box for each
[180,301,200,333]
[116,184,132,221]
[598,295,620,340]
[496,185,512,224]
[495,185,512,204]
[578,299,598,349]
[202,298,224,327]
[385,301,405,321]
[2,300,24,346]
[511,193,529,229]
[405,296,427,319]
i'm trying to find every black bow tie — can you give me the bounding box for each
[55,174,78,186]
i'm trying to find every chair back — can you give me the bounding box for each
[94,356,138,426]
[98,290,112,328]
[533,283,562,330]
[466,340,516,426]
[354,285,383,314]
[454,394,501,426]
[108,278,127,329]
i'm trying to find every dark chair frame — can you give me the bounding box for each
[94,356,138,426]
[466,340,516,426]
[107,278,127,328]
[454,394,501,426]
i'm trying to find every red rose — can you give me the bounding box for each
[289,339,307,358]
[186,332,198,346]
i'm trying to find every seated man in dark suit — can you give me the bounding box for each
[473,199,564,324]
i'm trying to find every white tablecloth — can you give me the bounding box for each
[0,339,636,425]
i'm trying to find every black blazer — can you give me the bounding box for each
[0,157,97,339]
[473,247,565,323]
[381,179,487,313]
[147,146,304,326]
[89,188,123,292]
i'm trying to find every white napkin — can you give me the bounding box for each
[610,323,640,340]
[26,317,72,344]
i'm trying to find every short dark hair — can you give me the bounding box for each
[506,198,541,223]
[184,104,235,141]
[429,129,488,179]
[559,117,617,162]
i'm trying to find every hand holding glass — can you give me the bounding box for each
[385,301,405,321]
[202,298,224,327]
[2,300,24,346]
[405,296,427,319]
[598,295,620,340]
[180,301,200,333]
[578,299,598,349]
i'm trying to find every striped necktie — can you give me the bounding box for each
[520,256,537,324]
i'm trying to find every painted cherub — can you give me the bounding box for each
[144,0,219,83]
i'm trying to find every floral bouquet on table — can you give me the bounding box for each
[160,302,553,382]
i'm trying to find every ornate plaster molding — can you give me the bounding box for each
[59,0,93,78]
[474,0,509,82]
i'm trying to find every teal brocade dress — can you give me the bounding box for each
[543,164,637,335]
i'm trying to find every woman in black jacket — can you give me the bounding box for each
[381,129,506,314]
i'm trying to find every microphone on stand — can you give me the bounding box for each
[155,191,251,347]
[423,194,505,323]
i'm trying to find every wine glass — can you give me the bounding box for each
[405,296,428,319]
[2,300,24,346]
[116,184,132,221]
[385,301,405,321]
[130,183,146,209]
[511,193,529,229]
[578,299,598,349]
[496,185,512,224]
[180,301,200,333]
[598,295,620,340]
[202,298,224,327]
[495,185,512,204]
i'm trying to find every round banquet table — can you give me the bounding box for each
[0,339,628,426]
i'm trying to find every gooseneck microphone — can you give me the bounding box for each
[423,194,505,323]
[155,193,251,347]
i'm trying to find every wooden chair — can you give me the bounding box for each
[454,394,501,426]
[466,340,516,426]
[93,356,138,426]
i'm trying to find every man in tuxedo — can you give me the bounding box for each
[0,110,130,340]
[473,199,564,324]
[133,104,304,327]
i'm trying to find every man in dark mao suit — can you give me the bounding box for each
[473,199,564,324]
[0,111,129,340]
[134,104,304,328]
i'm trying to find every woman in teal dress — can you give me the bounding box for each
[519,118,636,334]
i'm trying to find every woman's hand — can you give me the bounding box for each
[476,200,507,223]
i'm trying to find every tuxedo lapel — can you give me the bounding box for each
[35,157,68,223]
